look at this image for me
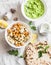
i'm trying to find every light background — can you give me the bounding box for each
[0,0,51,65]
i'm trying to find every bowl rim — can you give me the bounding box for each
[21,0,47,21]
[5,21,32,48]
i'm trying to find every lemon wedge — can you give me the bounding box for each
[31,33,38,43]
[0,20,8,28]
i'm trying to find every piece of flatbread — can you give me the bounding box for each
[25,42,51,65]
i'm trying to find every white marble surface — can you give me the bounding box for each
[0,0,51,65]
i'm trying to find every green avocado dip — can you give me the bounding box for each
[24,0,45,19]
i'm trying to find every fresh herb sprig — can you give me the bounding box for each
[8,50,24,58]
[29,21,32,25]
[29,21,36,30]
[31,26,36,30]
[38,45,49,58]
[43,45,49,53]
[19,55,24,58]
[8,50,18,56]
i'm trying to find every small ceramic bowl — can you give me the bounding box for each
[21,0,47,21]
[5,21,32,48]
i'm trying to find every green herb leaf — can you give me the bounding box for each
[8,50,18,56]
[38,51,42,58]
[29,21,32,25]
[31,26,36,30]
[20,55,23,58]
[44,45,49,53]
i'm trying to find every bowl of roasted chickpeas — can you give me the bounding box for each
[5,21,32,48]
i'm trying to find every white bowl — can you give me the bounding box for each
[21,0,47,21]
[5,21,32,48]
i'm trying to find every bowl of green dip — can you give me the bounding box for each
[21,0,47,21]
